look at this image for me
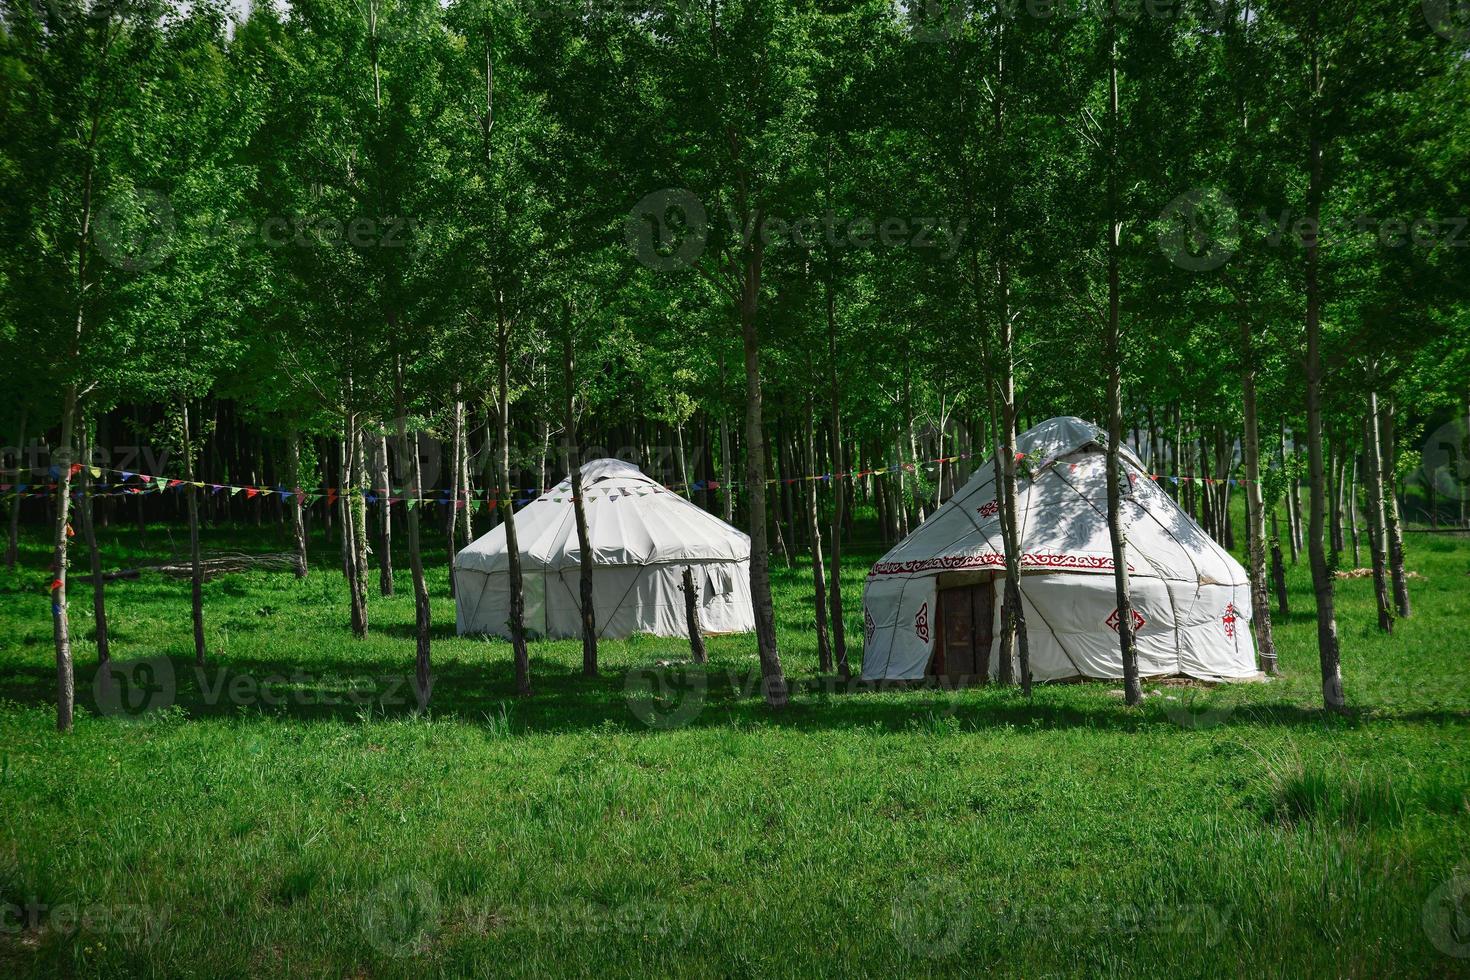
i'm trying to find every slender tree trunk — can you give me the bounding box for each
[181,398,206,665]
[821,147,850,679]
[1304,66,1345,710]
[720,352,734,525]
[1270,506,1289,619]
[803,392,831,673]
[562,322,597,677]
[351,423,371,626]
[1379,400,1411,618]
[340,415,368,637]
[1239,320,1277,674]
[1104,35,1140,707]
[447,388,463,598]
[1329,447,1345,559]
[289,433,308,578]
[393,353,432,709]
[460,412,475,545]
[1281,421,1300,563]
[52,385,79,731]
[6,406,25,571]
[80,420,111,697]
[1362,397,1393,633]
[498,304,530,697]
[739,234,787,709]
[375,433,393,594]
[682,565,707,664]
[997,267,1029,695]
[1348,453,1361,568]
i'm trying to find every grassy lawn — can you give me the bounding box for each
[2,512,1469,977]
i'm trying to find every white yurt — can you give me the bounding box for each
[861,417,1260,683]
[454,458,756,639]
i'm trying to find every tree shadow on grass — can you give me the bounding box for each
[3,652,1465,735]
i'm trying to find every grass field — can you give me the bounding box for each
[2,511,1469,977]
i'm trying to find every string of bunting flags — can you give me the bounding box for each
[0,450,1257,506]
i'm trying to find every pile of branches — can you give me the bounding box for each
[103,552,301,582]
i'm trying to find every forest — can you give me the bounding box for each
[1,0,1469,974]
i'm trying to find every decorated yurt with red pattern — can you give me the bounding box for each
[860,417,1260,684]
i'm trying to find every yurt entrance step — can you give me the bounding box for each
[931,581,996,683]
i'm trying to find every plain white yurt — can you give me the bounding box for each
[861,417,1259,683]
[454,458,756,639]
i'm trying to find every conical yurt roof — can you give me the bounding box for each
[871,417,1246,587]
[455,458,750,574]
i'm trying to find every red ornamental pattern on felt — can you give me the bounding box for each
[871,553,1125,577]
[1222,603,1238,639]
[914,602,930,644]
[977,499,999,519]
[1105,607,1146,634]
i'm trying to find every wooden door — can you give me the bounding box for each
[939,587,976,680]
[937,582,996,683]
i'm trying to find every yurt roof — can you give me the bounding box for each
[869,417,1247,587]
[455,458,749,573]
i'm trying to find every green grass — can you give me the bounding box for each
[2,510,1469,977]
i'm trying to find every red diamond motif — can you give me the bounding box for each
[1105,607,1146,633]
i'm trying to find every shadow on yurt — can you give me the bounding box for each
[861,417,1263,685]
[454,458,755,640]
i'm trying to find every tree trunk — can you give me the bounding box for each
[719,351,734,524]
[1379,399,1410,618]
[682,565,707,664]
[1239,320,1277,674]
[821,146,851,680]
[1362,396,1393,633]
[1281,420,1301,563]
[340,415,368,638]
[351,422,371,626]
[181,398,207,665]
[80,419,111,697]
[393,354,432,709]
[1270,507,1289,619]
[1304,74,1346,711]
[1348,453,1360,568]
[739,235,787,709]
[372,433,392,593]
[767,434,790,568]
[498,305,530,697]
[1104,36,1140,707]
[289,434,308,578]
[52,385,79,731]
[562,321,597,677]
[6,405,25,571]
[460,410,475,545]
[447,388,463,599]
[803,392,831,673]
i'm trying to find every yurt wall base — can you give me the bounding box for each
[456,559,755,640]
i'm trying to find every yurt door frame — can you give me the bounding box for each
[932,578,995,682]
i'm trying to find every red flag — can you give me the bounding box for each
[246,487,259,499]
